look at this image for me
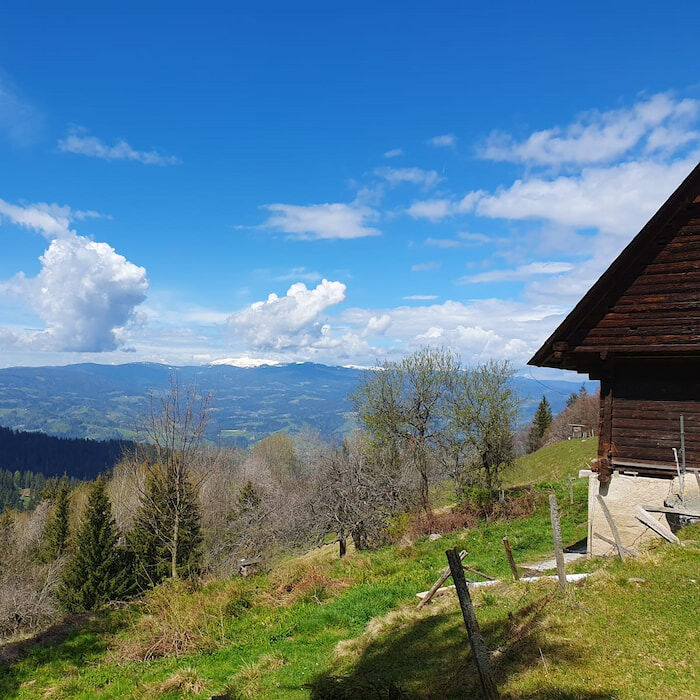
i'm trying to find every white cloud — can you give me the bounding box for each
[362,314,391,337]
[0,198,148,352]
[480,93,699,166]
[384,148,404,158]
[1,232,148,351]
[459,261,574,284]
[411,261,442,272]
[0,72,44,146]
[403,294,438,301]
[374,167,442,189]
[474,157,697,235]
[58,126,180,166]
[406,192,482,221]
[428,133,456,148]
[262,202,380,240]
[228,279,347,350]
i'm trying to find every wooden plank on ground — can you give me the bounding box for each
[634,505,681,544]
[417,549,467,610]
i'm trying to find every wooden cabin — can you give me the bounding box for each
[529,162,700,552]
[529,162,700,482]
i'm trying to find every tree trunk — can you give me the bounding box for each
[338,529,347,558]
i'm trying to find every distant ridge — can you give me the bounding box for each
[0,362,597,445]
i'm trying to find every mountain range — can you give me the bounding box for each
[0,362,597,445]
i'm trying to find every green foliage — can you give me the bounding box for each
[128,463,202,587]
[57,479,133,613]
[526,394,553,453]
[42,477,71,560]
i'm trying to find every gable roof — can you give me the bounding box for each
[529,161,700,369]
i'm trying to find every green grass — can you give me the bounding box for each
[0,479,587,699]
[506,437,596,487]
[1,439,695,699]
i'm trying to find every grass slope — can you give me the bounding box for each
[506,437,596,487]
[1,439,696,699]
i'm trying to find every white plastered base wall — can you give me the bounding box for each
[581,470,699,556]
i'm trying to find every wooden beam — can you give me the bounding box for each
[596,495,627,560]
[634,506,680,543]
[416,550,467,610]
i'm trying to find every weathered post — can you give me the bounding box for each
[596,494,627,560]
[446,548,500,700]
[568,474,574,505]
[549,493,567,592]
[416,549,467,610]
[502,536,519,581]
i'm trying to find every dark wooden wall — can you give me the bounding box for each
[597,360,699,479]
[573,208,700,354]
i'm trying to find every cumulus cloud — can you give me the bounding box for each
[362,314,391,337]
[374,167,442,189]
[228,279,347,350]
[480,93,699,167]
[384,148,404,158]
[403,294,438,301]
[428,133,456,148]
[2,233,148,351]
[460,261,574,284]
[58,126,180,166]
[0,198,148,352]
[262,202,380,240]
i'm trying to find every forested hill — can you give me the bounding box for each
[0,362,597,444]
[0,426,134,480]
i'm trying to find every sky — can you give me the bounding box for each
[1,2,699,378]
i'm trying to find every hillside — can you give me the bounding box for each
[0,427,134,481]
[0,362,597,444]
[1,440,695,700]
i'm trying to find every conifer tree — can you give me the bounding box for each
[128,461,202,588]
[42,477,71,560]
[527,395,553,453]
[57,479,133,612]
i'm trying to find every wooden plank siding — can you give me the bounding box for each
[573,215,700,351]
[529,163,700,482]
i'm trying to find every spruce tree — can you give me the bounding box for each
[42,477,71,560]
[57,479,133,612]
[527,395,553,453]
[128,461,202,588]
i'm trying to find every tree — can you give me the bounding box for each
[57,479,132,612]
[42,477,71,561]
[128,377,207,586]
[527,396,552,453]
[449,360,520,497]
[352,347,460,513]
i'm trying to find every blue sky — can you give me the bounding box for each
[1,2,699,376]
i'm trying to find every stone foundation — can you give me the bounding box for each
[581,469,699,556]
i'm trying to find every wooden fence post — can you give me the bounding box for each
[446,548,500,700]
[502,536,519,580]
[417,549,467,610]
[596,494,627,559]
[549,494,567,592]
[568,474,574,505]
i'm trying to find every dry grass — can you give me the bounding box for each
[154,666,207,696]
[225,654,285,699]
[110,578,250,661]
[265,563,350,606]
